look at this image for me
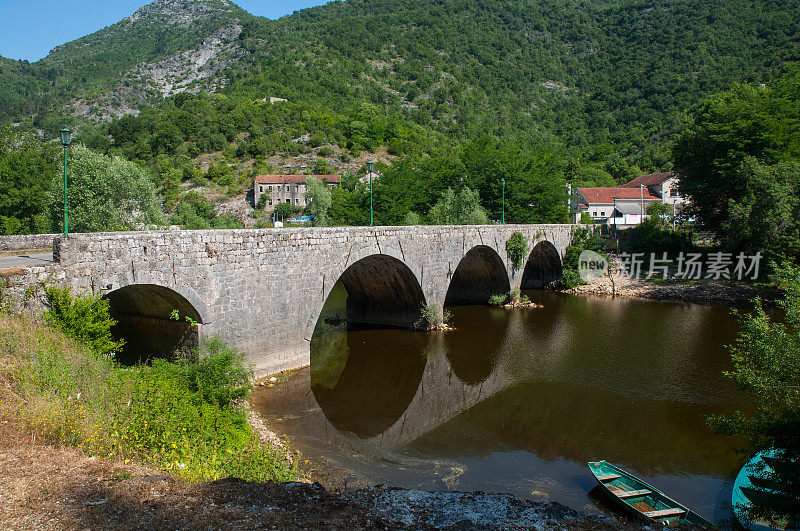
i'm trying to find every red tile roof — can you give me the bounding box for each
[255,174,341,185]
[577,187,660,205]
[621,171,675,188]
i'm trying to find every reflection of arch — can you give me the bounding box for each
[336,254,426,328]
[444,306,507,384]
[311,328,427,438]
[521,241,563,289]
[444,245,511,306]
[104,283,205,364]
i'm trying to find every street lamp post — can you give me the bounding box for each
[59,127,72,237]
[367,160,374,226]
[501,178,505,224]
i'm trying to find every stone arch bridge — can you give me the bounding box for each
[18,225,574,376]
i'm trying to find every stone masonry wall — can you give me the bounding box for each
[0,234,59,251]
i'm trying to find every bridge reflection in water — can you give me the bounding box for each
[252,290,749,522]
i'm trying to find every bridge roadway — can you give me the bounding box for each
[5,224,573,376]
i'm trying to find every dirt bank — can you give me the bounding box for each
[569,274,781,306]
[0,442,621,529]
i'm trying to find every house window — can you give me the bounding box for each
[295,198,299,204]
[285,199,290,203]
[259,185,263,192]
[285,185,289,192]
[268,185,272,191]
[269,201,273,206]
[295,185,299,192]
[600,211,605,216]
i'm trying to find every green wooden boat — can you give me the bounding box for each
[588,460,716,528]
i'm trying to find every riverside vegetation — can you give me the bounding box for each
[3,287,296,484]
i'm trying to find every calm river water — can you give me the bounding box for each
[252,290,753,525]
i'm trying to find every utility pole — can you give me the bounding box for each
[501,178,505,224]
[59,127,72,237]
[566,183,572,223]
[367,160,374,226]
[640,183,645,221]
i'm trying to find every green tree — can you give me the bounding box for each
[51,145,164,232]
[710,262,800,522]
[561,226,605,288]
[328,186,367,226]
[645,201,673,229]
[719,159,800,261]
[429,187,488,225]
[171,191,243,229]
[273,201,299,220]
[0,127,56,234]
[304,176,332,226]
[673,70,800,260]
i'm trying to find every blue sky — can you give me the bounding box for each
[0,0,329,61]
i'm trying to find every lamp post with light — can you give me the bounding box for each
[59,127,72,237]
[501,177,505,224]
[367,160,374,226]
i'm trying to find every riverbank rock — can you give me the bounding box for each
[569,274,781,306]
[344,486,618,529]
[503,300,544,309]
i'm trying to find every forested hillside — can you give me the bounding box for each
[4,0,798,159]
[1,0,799,235]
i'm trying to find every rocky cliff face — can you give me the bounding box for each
[124,0,236,26]
[65,0,248,121]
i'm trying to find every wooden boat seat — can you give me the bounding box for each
[617,489,652,499]
[644,508,686,519]
[596,473,621,482]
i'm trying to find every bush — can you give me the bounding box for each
[404,211,422,225]
[43,286,124,357]
[273,202,299,220]
[489,294,506,306]
[419,303,451,329]
[8,313,296,484]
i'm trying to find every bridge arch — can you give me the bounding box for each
[103,283,206,364]
[322,253,427,329]
[444,245,511,306]
[521,241,563,289]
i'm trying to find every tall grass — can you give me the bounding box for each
[3,312,296,483]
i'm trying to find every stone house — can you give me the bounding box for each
[254,174,341,212]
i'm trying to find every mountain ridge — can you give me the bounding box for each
[1,0,798,162]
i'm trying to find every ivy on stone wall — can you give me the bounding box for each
[506,231,528,273]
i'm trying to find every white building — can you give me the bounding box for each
[620,171,687,206]
[575,186,661,226]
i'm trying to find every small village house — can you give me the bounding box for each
[620,171,687,207]
[574,172,689,227]
[575,186,661,226]
[254,174,341,212]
